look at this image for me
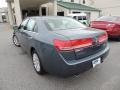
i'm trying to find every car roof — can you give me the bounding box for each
[94,16,120,21]
[99,16,120,19]
[67,13,87,17]
[28,16,67,20]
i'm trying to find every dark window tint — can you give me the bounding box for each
[78,16,87,20]
[78,16,82,20]
[73,16,77,19]
[26,19,36,31]
[83,16,87,20]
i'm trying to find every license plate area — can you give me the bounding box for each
[92,58,101,68]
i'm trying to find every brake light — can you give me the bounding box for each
[54,39,73,51]
[98,33,108,43]
[113,25,120,31]
[54,38,93,51]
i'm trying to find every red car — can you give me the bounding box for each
[90,16,120,40]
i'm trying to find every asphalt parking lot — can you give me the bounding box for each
[0,23,120,90]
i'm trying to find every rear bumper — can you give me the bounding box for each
[45,45,110,77]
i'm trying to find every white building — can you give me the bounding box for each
[6,0,58,26]
[0,8,8,23]
[57,0,100,22]
[6,0,100,26]
[85,0,120,17]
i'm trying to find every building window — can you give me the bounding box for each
[71,0,74,2]
[83,0,86,4]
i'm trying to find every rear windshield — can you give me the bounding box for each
[96,16,120,22]
[45,17,86,31]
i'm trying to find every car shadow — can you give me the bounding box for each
[38,66,102,80]
[108,38,120,43]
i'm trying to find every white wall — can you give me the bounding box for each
[101,8,120,16]
[83,0,95,6]
[57,5,69,16]
[90,12,100,21]
[14,0,22,26]
[92,0,120,16]
[0,13,2,22]
[41,2,56,16]
[41,3,69,16]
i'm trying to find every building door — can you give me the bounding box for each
[57,11,64,16]
[42,7,46,16]
[22,9,39,19]
[2,15,7,22]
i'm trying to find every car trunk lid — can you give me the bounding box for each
[53,28,108,60]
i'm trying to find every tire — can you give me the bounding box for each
[12,35,20,47]
[32,50,45,75]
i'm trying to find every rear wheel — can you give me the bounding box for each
[32,50,45,75]
[12,35,20,47]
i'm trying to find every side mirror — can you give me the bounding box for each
[13,25,18,30]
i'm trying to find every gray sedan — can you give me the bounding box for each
[12,16,109,77]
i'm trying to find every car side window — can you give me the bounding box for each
[26,19,36,31]
[19,18,29,29]
[34,24,38,32]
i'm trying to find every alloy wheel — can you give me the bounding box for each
[32,53,41,72]
[13,35,20,46]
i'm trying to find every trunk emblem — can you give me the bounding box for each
[93,38,98,45]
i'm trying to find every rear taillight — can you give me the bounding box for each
[54,38,93,51]
[98,33,108,43]
[113,26,120,31]
[54,39,73,51]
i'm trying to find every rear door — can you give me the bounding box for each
[21,19,36,51]
[17,18,29,48]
